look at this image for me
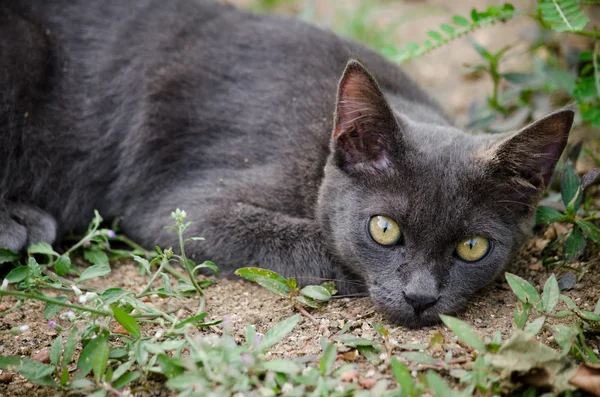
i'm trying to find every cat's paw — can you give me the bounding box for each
[0,204,57,251]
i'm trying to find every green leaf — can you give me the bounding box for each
[502,72,537,84]
[112,306,141,339]
[78,263,111,282]
[87,390,108,397]
[391,357,415,395]
[401,352,438,365]
[537,0,589,32]
[542,274,560,313]
[111,360,134,383]
[372,321,389,337]
[78,330,109,377]
[505,273,542,310]
[561,161,582,211]
[27,242,57,256]
[452,15,470,27]
[576,219,600,243]
[84,249,109,266]
[549,324,577,353]
[157,354,185,378]
[440,23,455,35]
[0,248,21,264]
[564,227,586,263]
[258,314,301,351]
[5,266,28,283]
[580,310,600,322]
[43,296,68,319]
[235,267,291,298]
[471,40,493,61]
[440,315,487,352]
[70,379,94,389]
[426,370,454,397]
[513,302,531,329]
[193,260,219,275]
[234,267,287,284]
[595,297,600,315]
[174,312,208,329]
[263,359,302,374]
[132,255,151,275]
[524,316,546,337]
[427,30,443,42]
[295,295,322,309]
[50,334,63,366]
[320,343,336,375]
[112,370,141,389]
[54,255,72,276]
[63,328,79,368]
[535,205,564,225]
[333,335,378,347]
[300,285,331,302]
[0,356,56,386]
[27,257,41,278]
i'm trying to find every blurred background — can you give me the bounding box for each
[225,0,600,173]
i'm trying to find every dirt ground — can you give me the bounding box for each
[1,1,599,396]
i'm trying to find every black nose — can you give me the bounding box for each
[403,292,439,313]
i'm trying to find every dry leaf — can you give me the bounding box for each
[570,363,600,396]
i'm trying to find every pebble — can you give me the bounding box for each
[32,348,51,364]
[358,378,377,389]
[0,372,14,383]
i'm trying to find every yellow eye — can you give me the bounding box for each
[456,236,490,262]
[368,216,401,246]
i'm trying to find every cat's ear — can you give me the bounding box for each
[332,60,401,173]
[492,107,574,192]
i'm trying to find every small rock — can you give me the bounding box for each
[0,372,14,383]
[340,370,358,382]
[358,377,377,389]
[558,272,577,291]
[112,324,128,334]
[342,350,359,361]
[33,348,51,364]
[0,304,8,312]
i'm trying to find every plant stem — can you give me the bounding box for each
[0,289,111,316]
[136,256,168,298]
[177,227,205,314]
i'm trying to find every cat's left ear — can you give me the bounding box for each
[332,60,401,173]
[492,107,574,191]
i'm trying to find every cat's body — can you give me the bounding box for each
[1,0,573,327]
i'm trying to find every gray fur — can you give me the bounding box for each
[0,1,573,327]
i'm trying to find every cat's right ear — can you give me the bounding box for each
[490,107,574,197]
[332,60,401,174]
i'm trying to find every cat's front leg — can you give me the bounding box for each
[125,201,355,289]
[0,203,57,251]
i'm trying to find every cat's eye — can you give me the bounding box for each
[368,216,401,246]
[455,236,490,262]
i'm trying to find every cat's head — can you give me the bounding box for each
[317,60,574,328]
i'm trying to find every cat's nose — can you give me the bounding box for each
[402,292,439,313]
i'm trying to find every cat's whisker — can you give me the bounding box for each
[332,293,370,298]
[496,199,535,209]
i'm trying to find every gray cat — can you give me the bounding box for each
[0,0,573,327]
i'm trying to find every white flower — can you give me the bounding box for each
[71,285,82,296]
[79,292,97,304]
[0,279,8,290]
[19,325,29,332]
